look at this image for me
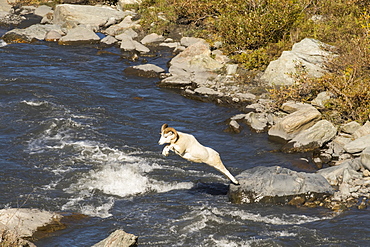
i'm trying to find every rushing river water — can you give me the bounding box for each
[1,31,370,246]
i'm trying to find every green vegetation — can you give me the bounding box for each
[138,0,370,124]
[8,0,370,124]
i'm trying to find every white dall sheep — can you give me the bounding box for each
[158,124,239,185]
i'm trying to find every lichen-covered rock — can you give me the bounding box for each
[260,38,334,86]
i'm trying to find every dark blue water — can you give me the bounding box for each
[1,37,369,246]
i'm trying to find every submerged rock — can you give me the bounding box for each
[229,166,334,205]
[124,64,165,78]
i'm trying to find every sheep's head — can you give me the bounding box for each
[158,124,178,145]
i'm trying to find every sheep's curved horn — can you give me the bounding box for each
[161,123,168,133]
[164,127,177,135]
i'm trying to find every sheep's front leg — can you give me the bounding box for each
[162,145,172,156]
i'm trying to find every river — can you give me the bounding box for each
[1,31,369,246]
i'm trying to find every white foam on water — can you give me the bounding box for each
[214,207,333,225]
[264,230,297,237]
[21,100,48,107]
[27,116,193,218]
[0,39,7,47]
[62,155,192,218]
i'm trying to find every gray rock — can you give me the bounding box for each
[332,135,353,156]
[311,91,333,108]
[92,229,138,247]
[260,38,334,86]
[229,119,241,133]
[283,120,337,152]
[341,121,361,135]
[353,121,370,139]
[344,134,370,154]
[58,26,100,45]
[0,0,12,12]
[160,41,224,88]
[280,101,313,113]
[0,208,63,238]
[101,35,118,45]
[45,30,63,42]
[2,24,63,43]
[119,34,136,50]
[117,0,142,10]
[194,87,223,96]
[160,75,192,87]
[159,41,181,49]
[235,92,256,101]
[121,28,138,39]
[318,158,362,186]
[53,4,129,30]
[361,147,370,170]
[132,40,150,53]
[140,33,165,44]
[104,15,140,36]
[213,50,231,64]
[268,106,321,141]
[244,112,270,132]
[34,5,52,17]
[229,166,334,204]
[180,37,205,47]
[124,64,165,78]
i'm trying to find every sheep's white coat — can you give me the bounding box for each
[159,124,239,185]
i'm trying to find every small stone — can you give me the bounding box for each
[288,196,305,206]
[358,201,367,209]
[363,169,370,177]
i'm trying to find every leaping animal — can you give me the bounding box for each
[158,123,239,185]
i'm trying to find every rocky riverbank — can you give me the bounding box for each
[1,0,369,245]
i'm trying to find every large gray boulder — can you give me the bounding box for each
[0,208,64,239]
[344,134,370,154]
[260,38,334,86]
[92,229,138,247]
[2,24,63,43]
[268,104,321,141]
[282,120,337,152]
[104,16,140,36]
[53,4,129,30]
[160,40,224,87]
[317,158,362,186]
[58,26,100,45]
[229,166,334,204]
